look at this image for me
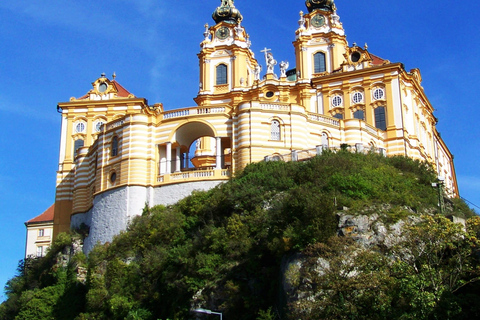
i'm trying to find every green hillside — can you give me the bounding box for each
[1,151,479,320]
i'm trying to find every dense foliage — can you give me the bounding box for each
[1,151,478,320]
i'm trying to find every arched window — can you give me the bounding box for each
[73,139,84,158]
[216,64,228,85]
[271,120,281,141]
[374,106,387,131]
[112,136,119,157]
[321,132,329,149]
[353,109,365,120]
[314,52,326,73]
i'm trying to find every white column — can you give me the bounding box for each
[175,146,181,172]
[166,142,172,174]
[216,137,222,170]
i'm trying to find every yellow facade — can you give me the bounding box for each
[53,0,458,239]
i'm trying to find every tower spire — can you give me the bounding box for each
[212,0,243,25]
[305,0,335,13]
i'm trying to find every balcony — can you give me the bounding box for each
[157,168,231,185]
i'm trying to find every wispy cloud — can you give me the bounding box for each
[0,1,165,54]
[0,94,58,123]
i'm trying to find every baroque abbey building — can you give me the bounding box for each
[52,0,458,252]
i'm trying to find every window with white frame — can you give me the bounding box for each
[331,95,342,107]
[36,246,44,257]
[38,229,44,237]
[352,92,363,104]
[321,132,329,148]
[95,121,105,133]
[75,122,86,134]
[271,120,281,141]
[373,88,385,100]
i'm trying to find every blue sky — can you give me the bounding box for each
[1,0,479,301]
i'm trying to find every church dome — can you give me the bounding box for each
[305,0,335,13]
[212,0,243,25]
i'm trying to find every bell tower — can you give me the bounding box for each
[195,0,258,106]
[293,0,347,81]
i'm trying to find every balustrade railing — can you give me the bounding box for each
[260,103,290,111]
[308,113,340,126]
[157,168,230,184]
[107,119,125,130]
[163,106,226,119]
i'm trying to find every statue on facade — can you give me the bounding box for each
[266,52,277,74]
[254,64,262,80]
[280,61,289,78]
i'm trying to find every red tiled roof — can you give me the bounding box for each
[370,53,387,66]
[75,79,134,100]
[26,204,54,224]
[112,80,134,98]
[77,93,89,100]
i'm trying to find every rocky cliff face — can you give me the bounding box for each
[281,207,467,312]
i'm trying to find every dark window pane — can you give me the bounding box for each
[314,52,326,73]
[375,106,387,131]
[333,113,343,120]
[112,137,119,156]
[216,64,228,85]
[353,110,365,120]
[74,139,84,158]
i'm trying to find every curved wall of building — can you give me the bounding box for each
[71,180,224,253]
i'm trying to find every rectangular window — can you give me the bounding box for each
[112,136,119,157]
[271,121,281,141]
[353,110,365,120]
[374,107,387,131]
[216,64,228,85]
[36,246,44,257]
[74,139,84,158]
[38,229,44,237]
[314,52,326,73]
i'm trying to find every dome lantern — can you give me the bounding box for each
[212,0,243,25]
[305,0,335,13]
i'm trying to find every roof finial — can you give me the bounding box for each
[101,72,106,78]
[112,72,116,80]
[212,0,243,25]
[305,0,335,13]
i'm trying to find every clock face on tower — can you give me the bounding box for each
[311,14,326,28]
[216,26,230,40]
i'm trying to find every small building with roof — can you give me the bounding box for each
[25,204,55,258]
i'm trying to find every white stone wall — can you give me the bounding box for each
[72,181,224,253]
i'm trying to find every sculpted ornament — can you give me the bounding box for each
[266,52,277,74]
[280,61,289,78]
[254,64,262,80]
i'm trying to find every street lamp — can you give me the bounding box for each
[432,176,445,214]
[193,308,223,320]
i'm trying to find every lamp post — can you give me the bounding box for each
[432,176,445,214]
[193,308,223,320]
